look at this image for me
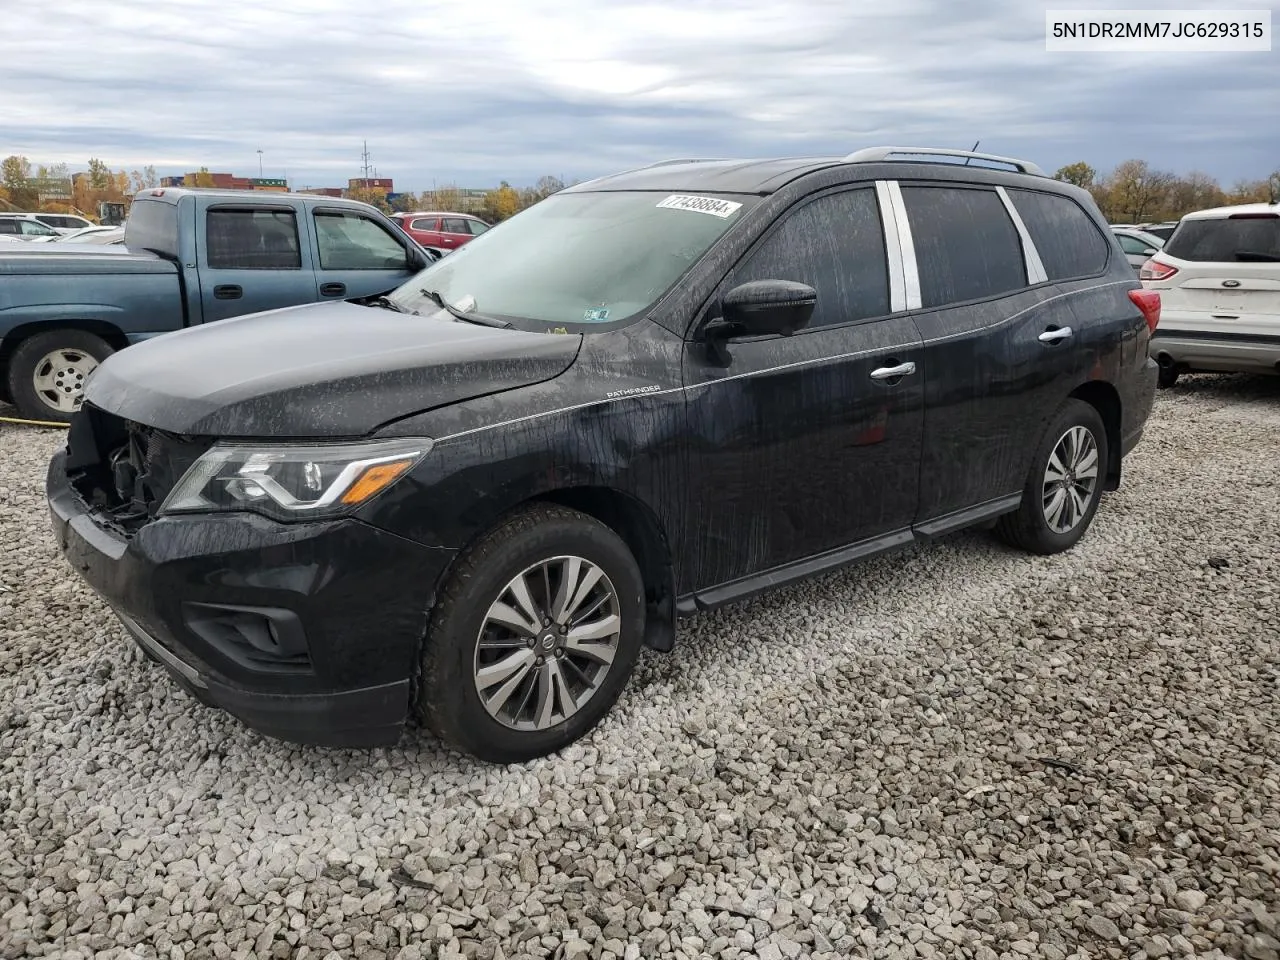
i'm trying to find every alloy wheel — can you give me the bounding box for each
[1042,425,1099,534]
[473,555,621,731]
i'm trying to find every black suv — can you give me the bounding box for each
[47,147,1160,763]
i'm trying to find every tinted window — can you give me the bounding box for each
[206,208,301,269]
[731,188,890,328]
[0,221,17,234]
[314,211,408,270]
[410,218,438,232]
[442,218,471,234]
[1117,234,1152,255]
[1007,188,1109,280]
[902,187,1027,307]
[1164,216,1280,262]
[125,200,180,255]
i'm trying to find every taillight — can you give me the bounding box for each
[1129,289,1161,333]
[1139,259,1178,282]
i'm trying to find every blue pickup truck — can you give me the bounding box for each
[0,187,438,421]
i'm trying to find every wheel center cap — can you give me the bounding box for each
[539,632,557,651]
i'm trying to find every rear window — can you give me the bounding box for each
[125,200,180,257]
[1165,216,1280,263]
[1007,189,1110,280]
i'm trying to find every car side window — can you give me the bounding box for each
[1117,234,1149,255]
[21,220,56,236]
[0,221,18,234]
[442,218,471,234]
[410,218,438,232]
[1006,188,1110,279]
[206,208,302,269]
[729,188,890,329]
[901,186,1028,307]
[314,211,409,270]
[466,220,489,236]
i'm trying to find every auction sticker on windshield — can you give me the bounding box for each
[656,195,743,218]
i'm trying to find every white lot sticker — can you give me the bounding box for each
[656,194,743,218]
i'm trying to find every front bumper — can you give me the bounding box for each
[47,450,456,747]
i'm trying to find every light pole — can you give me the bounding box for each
[257,149,264,178]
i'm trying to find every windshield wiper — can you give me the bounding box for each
[420,288,513,328]
[367,295,410,313]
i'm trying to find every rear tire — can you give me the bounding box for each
[416,504,645,763]
[996,399,1109,555]
[7,330,114,423]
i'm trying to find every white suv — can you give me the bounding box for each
[1141,203,1280,387]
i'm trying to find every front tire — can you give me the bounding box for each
[7,330,114,423]
[996,399,1109,555]
[416,504,645,763]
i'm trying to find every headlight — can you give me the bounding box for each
[160,438,431,520]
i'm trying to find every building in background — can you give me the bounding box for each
[297,187,344,197]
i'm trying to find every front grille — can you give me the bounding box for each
[65,404,214,536]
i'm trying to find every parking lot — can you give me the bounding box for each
[1,376,1277,960]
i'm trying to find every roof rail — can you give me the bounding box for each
[844,146,1044,176]
[638,157,735,169]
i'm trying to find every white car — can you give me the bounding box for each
[1141,203,1280,387]
[54,225,124,244]
[1111,227,1164,272]
[32,213,96,235]
[0,214,62,241]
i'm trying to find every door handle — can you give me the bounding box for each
[869,361,917,380]
[320,282,347,297]
[213,284,242,300]
[1038,326,1073,343]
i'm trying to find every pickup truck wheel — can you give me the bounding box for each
[415,504,645,763]
[7,330,114,423]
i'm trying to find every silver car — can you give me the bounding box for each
[1111,227,1164,272]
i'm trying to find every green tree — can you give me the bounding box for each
[1053,162,1096,189]
[86,157,113,191]
[1,155,36,207]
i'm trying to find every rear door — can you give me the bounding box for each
[308,207,420,301]
[194,196,320,323]
[900,181,1110,523]
[1156,213,1280,336]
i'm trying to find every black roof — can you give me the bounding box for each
[563,158,847,195]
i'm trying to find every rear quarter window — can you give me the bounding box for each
[1006,189,1110,280]
[1164,216,1280,262]
[125,200,180,257]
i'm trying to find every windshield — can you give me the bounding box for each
[387,190,757,329]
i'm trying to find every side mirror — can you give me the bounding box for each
[708,279,817,341]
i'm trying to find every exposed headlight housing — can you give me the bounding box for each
[160,438,431,521]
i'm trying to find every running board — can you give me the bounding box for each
[674,494,1022,616]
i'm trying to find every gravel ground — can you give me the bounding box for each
[1,375,1278,960]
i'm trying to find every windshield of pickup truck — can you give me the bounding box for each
[387,190,758,329]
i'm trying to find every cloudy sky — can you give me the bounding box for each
[3,0,1276,191]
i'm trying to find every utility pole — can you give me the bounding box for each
[257,149,264,178]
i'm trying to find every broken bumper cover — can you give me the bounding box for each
[47,449,455,748]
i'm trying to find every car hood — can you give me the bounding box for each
[84,300,583,437]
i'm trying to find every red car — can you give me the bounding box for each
[390,211,490,251]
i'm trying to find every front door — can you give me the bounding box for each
[308,208,420,302]
[680,186,925,593]
[195,198,319,323]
